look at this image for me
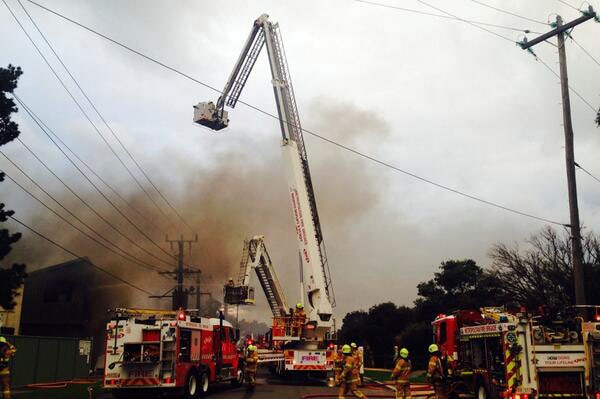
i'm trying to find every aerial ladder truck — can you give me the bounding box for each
[193,14,337,374]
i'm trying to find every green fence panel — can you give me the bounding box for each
[34,338,60,383]
[4,334,92,387]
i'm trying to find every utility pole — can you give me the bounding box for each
[519,6,597,306]
[164,235,198,310]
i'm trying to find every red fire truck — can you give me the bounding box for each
[432,306,600,399]
[103,308,243,398]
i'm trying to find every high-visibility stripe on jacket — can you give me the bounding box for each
[427,355,443,380]
[392,358,412,382]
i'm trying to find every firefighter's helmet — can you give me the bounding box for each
[0,337,5,343]
[247,345,257,352]
[296,303,304,309]
[350,342,357,349]
[342,344,352,355]
[400,348,409,358]
[428,344,439,353]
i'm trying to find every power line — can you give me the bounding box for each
[558,0,581,12]
[470,0,548,26]
[21,0,569,227]
[13,94,165,234]
[412,0,518,43]
[16,0,194,234]
[575,162,600,184]
[569,35,600,69]
[354,0,541,34]
[12,95,178,264]
[1,0,178,232]
[1,168,171,274]
[8,215,155,295]
[534,55,598,112]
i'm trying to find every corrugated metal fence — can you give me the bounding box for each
[4,335,92,387]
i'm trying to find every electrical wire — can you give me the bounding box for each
[12,96,179,264]
[412,0,518,43]
[7,215,155,295]
[1,0,178,232]
[1,169,171,274]
[16,0,194,234]
[534,55,598,112]
[354,0,541,34]
[470,0,548,26]
[575,162,600,184]
[3,138,175,268]
[558,0,581,12]
[20,0,569,227]
[13,94,165,234]
[569,35,600,69]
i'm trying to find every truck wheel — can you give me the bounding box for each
[198,372,210,397]
[231,368,244,387]
[184,371,201,399]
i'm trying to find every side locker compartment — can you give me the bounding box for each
[191,330,201,363]
[160,324,177,384]
[201,329,214,381]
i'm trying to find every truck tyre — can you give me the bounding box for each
[184,371,201,399]
[231,368,244,387]
[198,372,210,397]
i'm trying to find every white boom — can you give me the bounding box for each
[193,14,335,329]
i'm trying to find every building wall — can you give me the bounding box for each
[0,286,24,335]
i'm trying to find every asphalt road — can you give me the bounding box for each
[202,373,393,399]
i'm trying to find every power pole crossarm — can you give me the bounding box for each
[519,8,596,49]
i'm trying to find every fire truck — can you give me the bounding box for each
[103,308,243,398]
[432,306,600,399]
[193,13,338,376]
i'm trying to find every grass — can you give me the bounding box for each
[14,382,108,399]
[364,368,428,384]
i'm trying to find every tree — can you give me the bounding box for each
[0,64,26,310]
[489,226,600,315]
[596,108,600,127]
[414,259,507,321]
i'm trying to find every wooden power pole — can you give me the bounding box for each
[519,7,597,306]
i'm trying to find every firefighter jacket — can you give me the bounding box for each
[0,341,16,375]
[245,351,259,373]
[340,355,360,383]
[427,354,444,381]
[352,350,362,378]
[391,357,412,383]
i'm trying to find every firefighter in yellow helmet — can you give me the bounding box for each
[332,345,344,386]
[427,344,446,399]
[350,343,363,385]
[292,303,306,336]
[0,337,16,399]
[244,345,259,388]
[391,348,412,399]
[338,344,368,399]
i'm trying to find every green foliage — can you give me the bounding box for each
[0,64,26,310]
[414,259,507,321]
[0,64,22,146]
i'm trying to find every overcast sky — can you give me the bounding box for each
[1,0,599,323]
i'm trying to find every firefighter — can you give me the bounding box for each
[244,344,259,388]
[351,342,363,385]
[338,344,368,399]
[0,337,16,399]
[333,346,344,386]
[391,348,412,399]
[427,344,446,399]
[292,303,306,336]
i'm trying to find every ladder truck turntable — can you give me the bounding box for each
[432,306,600,399]
[103,308,243,398]
[193,14,338,375]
